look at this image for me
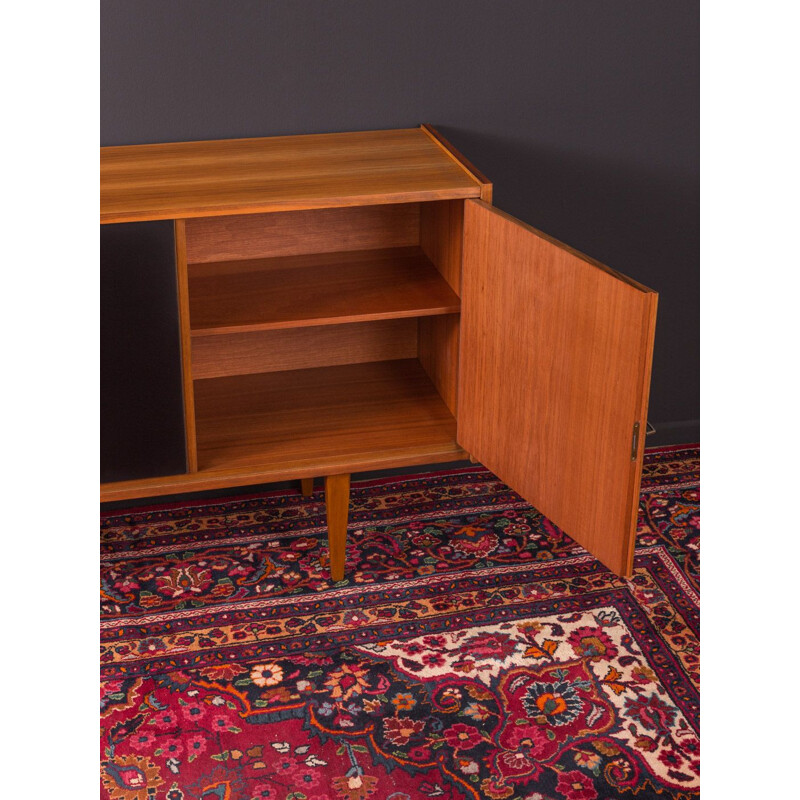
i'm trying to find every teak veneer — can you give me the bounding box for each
[188,247,461,334]
[100,128,481,223]
[101,125,657,580]
[194,360,461,475]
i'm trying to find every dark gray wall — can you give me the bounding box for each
[101,0,698,443]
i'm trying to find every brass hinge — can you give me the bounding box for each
[631,421,640,460]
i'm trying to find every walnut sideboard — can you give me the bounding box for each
[100,125,657,580]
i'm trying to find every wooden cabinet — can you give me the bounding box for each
[100,125,657,580]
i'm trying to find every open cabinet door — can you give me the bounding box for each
[458,200,657,577]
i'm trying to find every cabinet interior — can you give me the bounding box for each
[183,200,466,476]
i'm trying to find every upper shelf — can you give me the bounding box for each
[101,126,487,224]
[188,246,461,336]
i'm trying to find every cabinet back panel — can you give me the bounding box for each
[185,204,420,264]
[191,318,418,379]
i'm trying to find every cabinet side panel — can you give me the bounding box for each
[101,221,187,482]
[418,316,460,417]
[418,200,463,416]
[419,200,463,295]
[185,204,420,264]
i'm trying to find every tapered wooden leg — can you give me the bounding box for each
[325,473,350,581]
[300,477,314,496]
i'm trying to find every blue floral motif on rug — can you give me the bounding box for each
[101,444,699,800]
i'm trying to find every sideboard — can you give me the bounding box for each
[100,125,657,580]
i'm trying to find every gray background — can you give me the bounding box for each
[102,0,698,450]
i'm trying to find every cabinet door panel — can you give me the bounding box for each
[101,221,187,483]
[458,200,657,576]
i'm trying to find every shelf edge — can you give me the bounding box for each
[100,188,482,225]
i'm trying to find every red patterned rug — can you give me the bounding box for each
[101,444,699,800]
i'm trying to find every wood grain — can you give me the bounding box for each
[301,477,315,496]
[99,127,484,503]
[325,473,350,581]
[101,128,482,224]
[188,247,461,335]
[100,439,467,503]
[624,290,659,555]
[194,359,459,474]
[420,200,463,295]
[418,315,460,417]
[421,125,493,203]
[190,319,418,380]
[417,200,464,416]
[173,219,198,472]
[185,204,420,264]
[458,200,657,577]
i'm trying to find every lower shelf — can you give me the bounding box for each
[100,359,465,502]
[196,358,459,470]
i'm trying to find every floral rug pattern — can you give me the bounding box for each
[101,444,699,799]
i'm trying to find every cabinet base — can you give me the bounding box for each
[99,444,468,503]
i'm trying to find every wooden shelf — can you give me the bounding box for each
[194,359,461,474]
[188,247,461,335]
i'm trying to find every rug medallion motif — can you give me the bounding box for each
[101,444,700,799]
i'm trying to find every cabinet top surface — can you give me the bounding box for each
[100,127,484,224]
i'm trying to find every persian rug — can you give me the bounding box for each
[101,444,699,800]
